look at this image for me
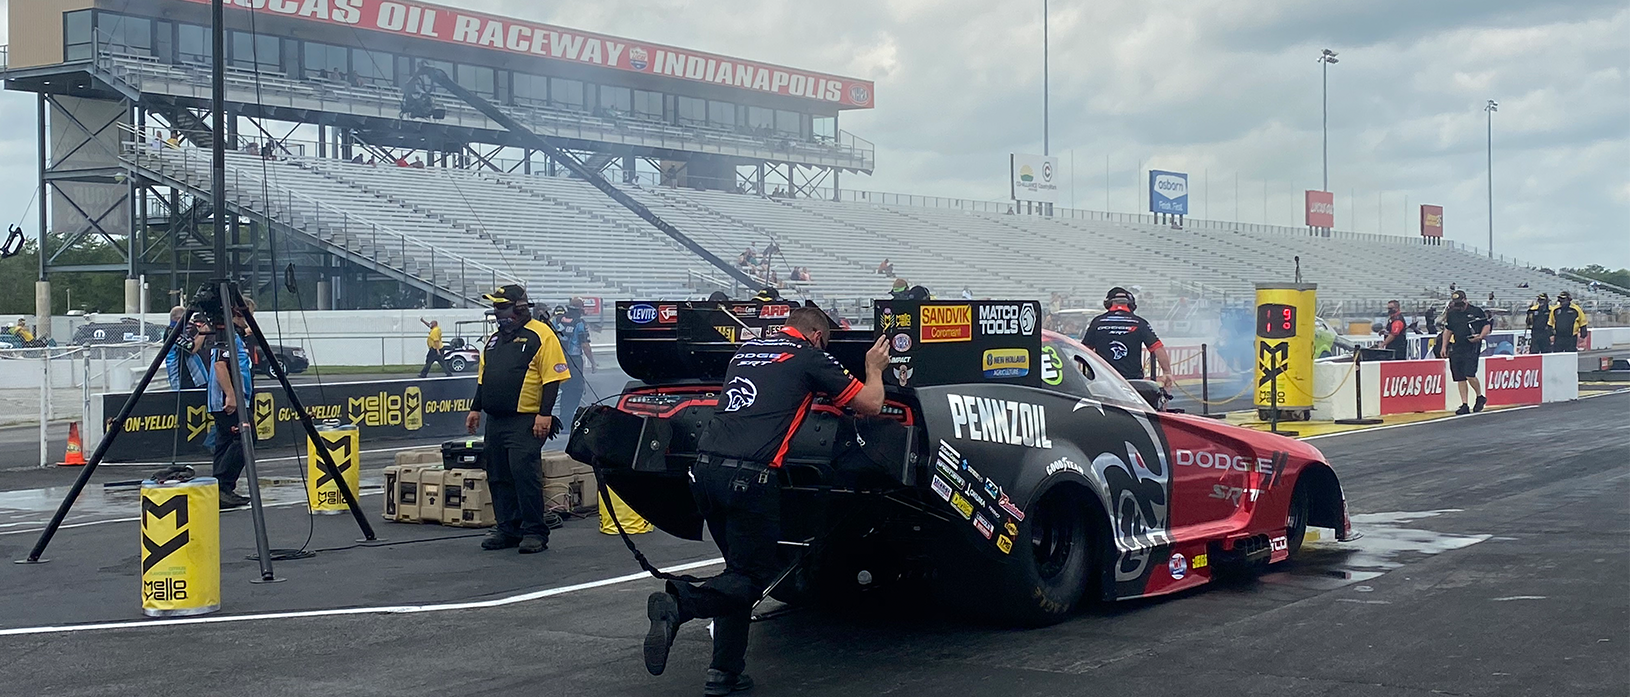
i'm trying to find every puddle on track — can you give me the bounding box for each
[1258,509,1490,592]
[0,477,383,532]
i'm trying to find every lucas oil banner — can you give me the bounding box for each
[92,377,476,462]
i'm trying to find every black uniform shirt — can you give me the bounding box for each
[1443,304,1490,351]
[1081,307,1163,380]
[696,327,863,467]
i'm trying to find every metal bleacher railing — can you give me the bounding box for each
[122,140,520,305]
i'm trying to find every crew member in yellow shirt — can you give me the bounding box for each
[418,318,451,378]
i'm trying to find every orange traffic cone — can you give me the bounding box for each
[58,421,87,466]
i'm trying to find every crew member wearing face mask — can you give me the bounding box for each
[1440,289,1491,415]
[464,285,571,555]
[641,307,888,696]
[1525,293,1553,354]
[1547,291,1588,354]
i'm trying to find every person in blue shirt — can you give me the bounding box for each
[205,322,254,509]
[164,307,208,390]
[553,303,593,425]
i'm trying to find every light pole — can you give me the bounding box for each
[1318,49,1338,191]
[1043,0,1049,156]
[1485,99,1498,259]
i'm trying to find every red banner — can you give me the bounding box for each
[190,0,874,108]
[1420,205,1443,238]
[1305,190,1334,228]
[1165,345,1233,380]
[1378,359,1447,413]
[1483,354,1543,407]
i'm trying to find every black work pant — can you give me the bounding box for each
[483,413,549,539]
[669,456,783,675]
[210,411,245,493]
[419,348,451,377]
[1553,336,1578,354]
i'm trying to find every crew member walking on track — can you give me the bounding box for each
[1082,287,1174,387]
[1441,289,1491,415]
[642,307,888,695]
[1380,300,1409,360]
[1548,291,1588,353]
[418,318,452,378]
[553,303,593,425]
[1526,293,1553,354]
[205,312,254,509]
[465,285,571,554]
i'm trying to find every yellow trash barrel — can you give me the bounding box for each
[140,477,221,617]
[306,423,361,515]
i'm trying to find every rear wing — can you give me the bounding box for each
[615,299,1044,388]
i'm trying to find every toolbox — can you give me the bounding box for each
[441,438,486,470]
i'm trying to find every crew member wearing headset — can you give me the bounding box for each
[1081,287,1174,387]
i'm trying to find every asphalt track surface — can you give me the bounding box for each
[0,389,1623,695]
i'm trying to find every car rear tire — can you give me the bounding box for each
[1284,479,1310,559]
[978,487,1094,627]
[450,356,467,373]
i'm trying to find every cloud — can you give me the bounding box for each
[0,0,1622,270]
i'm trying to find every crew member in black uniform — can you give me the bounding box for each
[1380,300,1409,360]
[1441,289,1491,414]
[464,285,571,554]
[1548,291,1589,353]
[1525,292,1552,354]
[1082,287,1174,387]
[643,307,888,695]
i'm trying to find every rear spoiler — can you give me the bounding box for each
[614,299,1044,388]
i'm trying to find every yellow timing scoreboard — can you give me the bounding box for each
[1253,283,1317,420]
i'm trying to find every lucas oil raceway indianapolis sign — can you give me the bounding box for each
[187,0,874,108]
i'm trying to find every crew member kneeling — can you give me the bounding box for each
[643,307,888,695]
[465,285,570,554]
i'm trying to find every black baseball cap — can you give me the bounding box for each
[483,284,530,306]
[1450,289,1468,301]
[1557,291,1572,301]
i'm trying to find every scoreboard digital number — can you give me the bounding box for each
[1257,304,1297,339]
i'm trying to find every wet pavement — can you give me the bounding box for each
[0,392,1622,696]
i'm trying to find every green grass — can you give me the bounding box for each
[306,364,426,376]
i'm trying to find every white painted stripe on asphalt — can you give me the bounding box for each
[0,557,725,636]
[1298,404,1542,442]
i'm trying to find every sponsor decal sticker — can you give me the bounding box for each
[878,310,913,332]
[892,364,914,386]
[973,514,995,539]
[1041,346,1063,386]
[1045,456,1084,477]
[997,493,1025,522]
[713,325,737,342]
[995,534,1013,554]
[1270,535,1289,552]
[627,304,657,324]
[962,487,988,510]
[1168,552,1188,580]
[657,305,679,324]
[977,304,1028,336]
[950,492,974,519]
[920,305,973,343]
[935,461,967,490]
[982,348,1031,378]
[930,476,953,501]
[892,333,912,352]
[730,304,759,318]
[1192,553,1208,570]
[1003,520,1019,537]
[760,304,791,320]
[945,394,1052,448]
[554,363,568,373]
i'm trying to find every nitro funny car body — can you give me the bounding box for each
[568,299,1353,625]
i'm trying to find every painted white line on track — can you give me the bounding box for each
[0,557,725,637]
[1298,404,1542,442]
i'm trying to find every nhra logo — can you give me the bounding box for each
[627,304,658,324]
[944,394,1052,449]
[628,47,650,70]
[848,83,871,105]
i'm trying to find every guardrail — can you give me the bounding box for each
[122,142,520,303]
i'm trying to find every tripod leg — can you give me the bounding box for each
[235,295,377,541]
[18,317,189,564]
[221,282,278,582]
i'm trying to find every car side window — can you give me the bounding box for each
[1043,337,1147,411]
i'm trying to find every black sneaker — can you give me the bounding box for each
[518,535,548,554]
[219,489,250,509]
[1473,395,1487,413]
[480,531,520,550]
[1454,403,1470,415]
[644,591,681,676]
[704,670,754,695]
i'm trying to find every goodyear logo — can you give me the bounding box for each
[253,392,276,440]
[404,386,423,431]
[982,348,1030,378]
[920,305,972,343]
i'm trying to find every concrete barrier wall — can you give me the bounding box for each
[1314,352,1582,420]
[101,309,497,367]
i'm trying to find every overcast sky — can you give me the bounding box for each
[2,0,1625,269]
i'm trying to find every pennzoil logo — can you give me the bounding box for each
[253,393,276,439]
[404,386,423,431]
[186,405,212,442]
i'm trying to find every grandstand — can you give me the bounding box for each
[4,0,1619,324]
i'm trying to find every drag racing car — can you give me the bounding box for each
[569,299,1353,625]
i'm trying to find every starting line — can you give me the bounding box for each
[0,557,725,637]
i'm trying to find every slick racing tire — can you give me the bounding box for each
[1284,478,1310,559]
[978,486,1094,627]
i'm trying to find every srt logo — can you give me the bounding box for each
[1110,341,1129,361]
[721,377,757,413]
